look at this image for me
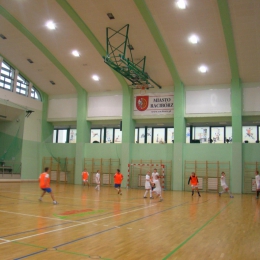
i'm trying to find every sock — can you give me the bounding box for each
[192,191,194,196]
[198,191,200,196]
[257,191,259,197]
[150,190,152,197]
[144,191,148,197]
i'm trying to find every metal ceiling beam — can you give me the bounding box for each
[134,0,182,87]
[56,0,128,90]
[217,0,239,79]
[0,5,84,93]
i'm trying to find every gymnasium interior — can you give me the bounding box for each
[0,0,260,259]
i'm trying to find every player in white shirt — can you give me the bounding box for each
[254,171,260,199]
[150,175,163,202]
[219,172,234,198]
[143,171,152,199]
[95,170,100,191]
[151,168,159,194]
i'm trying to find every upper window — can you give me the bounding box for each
[31,86,42,101]
[0,61,15,91]
[16,74,29,96]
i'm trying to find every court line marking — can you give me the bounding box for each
[9,201,190,259]
[0,238,10,242]
[0,204,155,245]
[54,201,189,248]
[162,201,233,259]
[0,210,83,224]
[1,203,150,238]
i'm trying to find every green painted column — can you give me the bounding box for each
[74,88,91,184]
[231,78,242,193]
[121,86,135,187]
[173,82,186,190]
[40,93,53,173]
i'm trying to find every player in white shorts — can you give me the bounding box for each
[143,171,152,199]
[95,170,100,191]
[254,171,260,199]
[219,172,234,198]
[150,175,163,202]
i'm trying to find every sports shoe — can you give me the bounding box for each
[143,196,147,198]
[39,198,42,202]
[53,201,58,205]
[219,192,221,197]
[256,196,259,199]
[198,194,201,197]
[150,197,154,199]
[230,196,234,198]
[159,198,163,202]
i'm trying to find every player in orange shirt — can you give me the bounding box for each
[188,172,201,197]
[114,169,123,195]
[82,168,89,187]
[38,167,58,204]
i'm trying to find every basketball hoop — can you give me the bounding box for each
[136,84,148,94]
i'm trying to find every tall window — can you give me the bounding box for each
[31,86,42,101]
[16,74,29,96]
[0,61,15,91]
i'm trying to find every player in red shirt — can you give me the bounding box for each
[114,169,124,195]
[188,172,201,197]
[38,167,58,204]
[82,168,89,187]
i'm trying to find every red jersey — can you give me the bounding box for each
[114,172,123,184]
[82,171,89,180]
[188,175,198,185]
[39,172,50,189]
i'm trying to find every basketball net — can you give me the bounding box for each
[136,84,148,94]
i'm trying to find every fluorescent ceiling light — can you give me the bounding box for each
[188,34,199,44]
[45,21,56,30]
[72,50,80,57]
[92,75,100,81]
[176,0,187,9]
[198,65,208,73]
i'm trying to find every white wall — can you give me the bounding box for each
[243,87,260,112]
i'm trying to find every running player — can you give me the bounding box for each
[95,170,100,191]
[188,172,201,197]
[151,168,159,193]
[143,171,152,199]
[150,174,163,202]
[38,167,58,204]
[114,169,123,195]
[82,168,89,187]
[219,171,234,198]
[254,170,260,199]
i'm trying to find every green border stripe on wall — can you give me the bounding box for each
[56,0,128,89]
[134,0,182,86]
[0,5,83,93]
[217,0,239,79]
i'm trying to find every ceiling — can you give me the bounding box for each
[0,0,259,98]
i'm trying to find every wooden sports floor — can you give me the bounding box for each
[0,183,259,260]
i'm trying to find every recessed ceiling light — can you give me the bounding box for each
[92,75,100,81]
[27,59,34,64]
[198,65,208,73]
[45,21,56,30]
[50,80,55,85]
[176,0,187,9]
[188,34,199,44]
[72,50,80,57]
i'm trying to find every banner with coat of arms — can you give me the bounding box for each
[134,93,174,115]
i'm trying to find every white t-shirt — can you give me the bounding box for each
[95,172,100,183]
[152,172,159,181]
[220,175,227,187]
[255,175,260,189]
[145,174,151,189]
[153,179,161,194]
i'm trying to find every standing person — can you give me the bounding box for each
[219,172,234,198]
[95,170,100,191]
[38,167,58,205]
[143,171,152,199]
[188,172,201,197]
[254,171,260,199]
[151,168,159,192]
[150,175,163,202]
[82,168,89,187]
[114,169,123,195]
